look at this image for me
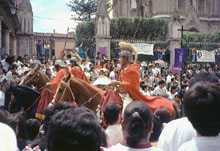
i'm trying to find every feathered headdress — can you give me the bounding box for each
[119,42,137,53]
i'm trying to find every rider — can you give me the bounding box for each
[110,42,174,114]
[68,58,89,83]
[47,60,70,94]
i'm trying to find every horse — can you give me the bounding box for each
[19,65,54,119]
[5,85,40,118]
[19,65,50,90]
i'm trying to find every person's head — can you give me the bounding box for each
[25,118,41,140]
[122,102,153,148]
[158,80,166,88]
[103,103,122,126]
[154,108,172,124]
[189,72,219,87]
[119,42,135,66]
[184,82,220,136]
[43,102,74,134]
[47,107,103,151]
[10,64,17,73]
[170,85,177,94]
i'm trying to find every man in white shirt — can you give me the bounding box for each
[103,103,123,146]
[0,122,18,151]
[152,80,168,97]
[158,117,196,151]
[178,82,220,151]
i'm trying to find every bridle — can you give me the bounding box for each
[53,77,75,103]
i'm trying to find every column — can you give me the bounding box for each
[0,18,2,50]
[12,37,17,56]
[4,30,10,55]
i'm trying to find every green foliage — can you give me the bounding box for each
[183,32,220,50]
[68,0,97,21]
[110,17,168,40]
[75,21,95,48]
[75,17,169,48]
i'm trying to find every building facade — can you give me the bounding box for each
[34,32,75,58]
[113,0,220,33]
[0,0,19,57]
[16,0,34,56]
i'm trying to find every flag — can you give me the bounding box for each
[16,0,23,7]
[173,48,187,71]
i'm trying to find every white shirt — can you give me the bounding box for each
[104,143,163,151]
[152,86,168,97]
[0,91,5,106]
[105,124,123,146]
[178,135,220,151]
[158,117,196,151]
[109,71,116,80]
[0,123,18,151]
[6,71,14,82]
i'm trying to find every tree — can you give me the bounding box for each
[68,0,97,21]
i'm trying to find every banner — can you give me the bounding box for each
[173,48,187,71]
[215,49,220,64]
[197,50,215,63]
[133,43,154,55]
[98,47,107,56]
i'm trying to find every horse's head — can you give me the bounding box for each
[19,65,49,89]
[53,80,76,105]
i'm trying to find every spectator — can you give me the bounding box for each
[150,108,172,143]
[152,80,168,97]
[158,72,219,151]
[0,122,18,151]
[105,102,162,151]
[103,103,123,146]
[168,85,178,100]
[47,107,104,151]
[179,82,220,151]
[25,119,41,143]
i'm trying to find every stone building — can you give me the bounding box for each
[113,0,220,33]
[113,0,220,66]
[0,0,19,56]
[16,0,34,56]
[34,32,75,58]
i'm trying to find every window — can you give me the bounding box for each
[198,0,205,16]
[178,0,186,11]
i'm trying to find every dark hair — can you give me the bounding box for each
[123,102,153,148]
[154,108,172,124]
[25,119,41,140]
[158,80,165,85]
[190,72,219,87]
[43,102,74,134]
[103,103,121,125]
[184,82,220,136]
[47,107,103,151]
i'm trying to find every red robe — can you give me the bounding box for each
[70,66,89,83]
[119,64,174,114]
[50,69,66,94]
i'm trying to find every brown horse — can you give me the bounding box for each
[54,76,105,112]
[19,65,50,90]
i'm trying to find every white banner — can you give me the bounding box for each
[133,43,154,56]
[197,50,215,62]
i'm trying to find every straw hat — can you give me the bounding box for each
[119,42,137,53]
[55,60,66,67]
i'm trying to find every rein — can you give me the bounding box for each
[54,77,75,103]
[80,92,100,106]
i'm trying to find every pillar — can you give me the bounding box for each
[12,37,17,56]
[4,30,10,55]
[0,18,2,51]
[168,19,181,69]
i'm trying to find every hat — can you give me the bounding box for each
[93,76,112,86]
[55,60,66,67]
[119,42,137,53]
